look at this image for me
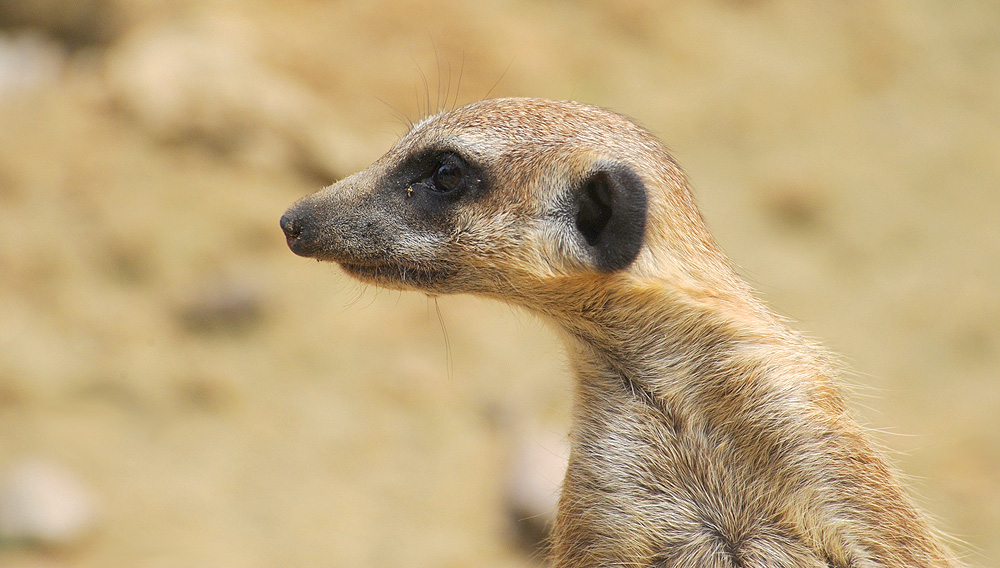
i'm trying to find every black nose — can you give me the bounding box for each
[280,212,302,248]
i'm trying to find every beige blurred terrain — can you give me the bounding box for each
[0,1,998,566]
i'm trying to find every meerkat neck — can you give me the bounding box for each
[535,275,959,568]
[538,274,809,402]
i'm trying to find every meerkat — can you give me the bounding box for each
[280,98,962,568]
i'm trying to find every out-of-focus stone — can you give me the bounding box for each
[0,31,65,96]
[504,429,569,552]
[177,277,265,336]
[104,13,357,181]
[0,0,124,49]
[759,181,828,230]
[0,460,100,547]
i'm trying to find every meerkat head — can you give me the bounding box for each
[281,98,718,302]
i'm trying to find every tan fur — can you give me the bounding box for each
[281,98,962,567]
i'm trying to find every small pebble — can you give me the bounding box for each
[760,182,827,229]
[0,32,65,96]
[178,279,265,335]
[0,460,100,547]
[505,430,569,551]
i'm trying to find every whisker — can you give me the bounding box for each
[451,51,466,111]
[375,96,413,130]
[432,296,454,382]
[411,56,430,118]
[484,56,515,100]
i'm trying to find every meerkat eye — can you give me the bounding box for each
[431,161,463,192]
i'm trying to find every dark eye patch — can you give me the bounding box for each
[398,149,484,202]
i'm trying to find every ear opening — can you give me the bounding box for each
[573,164,648,272]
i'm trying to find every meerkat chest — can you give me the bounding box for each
[556,390,837,568]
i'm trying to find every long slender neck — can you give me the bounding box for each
[534,273,833,411]
[525,274,960,568]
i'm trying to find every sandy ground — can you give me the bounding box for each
[0,1,998,566]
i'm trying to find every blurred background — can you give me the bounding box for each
[0,1,997,567]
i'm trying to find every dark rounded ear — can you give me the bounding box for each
[573,164,648,272]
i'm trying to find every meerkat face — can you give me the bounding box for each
[280,98,654,298]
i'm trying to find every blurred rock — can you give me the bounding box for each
[0,0,125,49]
[178,278,265,335]
[0,460,100,548]
[0,31,65,96]
[504,429,568,552]
[759,181,827,229]
[175,374,239,413]
[104,13,355,181]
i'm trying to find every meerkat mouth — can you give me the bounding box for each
[336,259,452,288]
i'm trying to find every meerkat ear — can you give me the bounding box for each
[573,164,648,272]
